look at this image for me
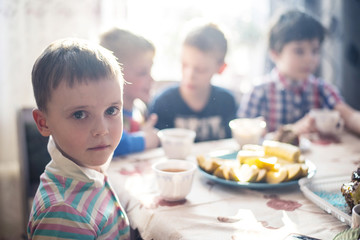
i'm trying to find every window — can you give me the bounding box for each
[113,0,271,96]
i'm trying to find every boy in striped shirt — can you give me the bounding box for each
[239,9,360,135]
[28,38,130,239]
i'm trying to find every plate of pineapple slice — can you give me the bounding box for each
[197,140,316,189]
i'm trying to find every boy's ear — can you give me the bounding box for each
[217,63,227,74]
[32,109,51,137]
[269,49,279,63]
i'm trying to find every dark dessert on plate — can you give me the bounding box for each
[273,125,300,146]
[341,168,360,213]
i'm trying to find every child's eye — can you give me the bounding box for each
[106,106,120,116]
[137,69,150,77]
[294,48,304,55]
[73,111,87,119]
[195,67,206,74]
[312,48,320,55]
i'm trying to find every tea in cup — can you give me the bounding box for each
[152,159,196,202]
[310,109,344,135]
[158,128,196,159]
[229,118,266,147]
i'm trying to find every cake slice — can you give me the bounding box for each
[341,168,360,212]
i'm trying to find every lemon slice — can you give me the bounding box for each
[255,157,277,170]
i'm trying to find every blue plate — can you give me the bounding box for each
[198,152,317,189]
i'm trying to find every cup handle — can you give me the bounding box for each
[337,117,345,132]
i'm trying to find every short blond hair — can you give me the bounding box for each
[184,23,227,63]
[100,28,155,64]
[32,38,123,112]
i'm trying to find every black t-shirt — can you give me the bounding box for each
[148,85,237,142]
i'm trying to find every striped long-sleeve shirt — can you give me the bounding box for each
[27,138,130,240]
[238,68,342,132]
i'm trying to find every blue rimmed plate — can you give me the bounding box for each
[198,152,316,189]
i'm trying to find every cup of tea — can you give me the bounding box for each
[352,204,360,228]
[229,118,266,148]
[158,128,196,159]
[310,109,344,135]
[152,159,196,202]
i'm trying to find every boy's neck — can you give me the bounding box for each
[180,85,211,112]
[276,69,308,83]
[123,97,134,112]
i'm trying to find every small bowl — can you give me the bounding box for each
[229,118,266,147]
[152,159,196,201]
[158,128,196,159]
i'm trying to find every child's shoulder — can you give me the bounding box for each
[211,85,235,98]
[210,85,237,107]
[148,85,180,110]
[252,75,277,89]
[153,85,180,101]
[161,84,180,94]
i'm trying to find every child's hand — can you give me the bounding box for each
[142,114,160,149]
[346,111,360,136]
[292,114,317,135]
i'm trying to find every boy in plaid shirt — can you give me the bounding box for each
[239,9,360,135]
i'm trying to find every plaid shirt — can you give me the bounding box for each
[238,69,342,132]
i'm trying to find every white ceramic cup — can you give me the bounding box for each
[152,159,196,202]
[352,204,360,228]
[310,109,344,135]
[158,128,196,159]
[229,118,266,147]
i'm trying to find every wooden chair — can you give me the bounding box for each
[17,108,51,228]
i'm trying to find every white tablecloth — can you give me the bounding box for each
[108,131,360,240]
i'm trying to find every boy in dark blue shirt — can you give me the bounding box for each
[149,23,237,142]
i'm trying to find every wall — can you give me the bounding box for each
[341,0,360,110]
[319,0,360,110]
[0,0,124,238]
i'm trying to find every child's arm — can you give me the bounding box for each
[142,113,160,149]
[335,102,360,135]
[114,132,145,156]
[290,114,317,135]
[28,204,97,239]
[113,114,159,156]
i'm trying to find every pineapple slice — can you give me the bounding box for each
[255,169,267,182]
[237,164,259,182]
[300,164,309,177]
[197,155,223,174]
[213,164,232,180]
[285,164,302,181]
[266,167,288,184]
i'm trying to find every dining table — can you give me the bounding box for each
[108,130,360,240]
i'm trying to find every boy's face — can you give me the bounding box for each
[271,39,321,81]
[123,50,154,108]
[34,78,123,172]
[181,45,224,94]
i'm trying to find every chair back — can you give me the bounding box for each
[17,108,51,224]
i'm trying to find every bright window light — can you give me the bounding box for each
[112,0,271,95]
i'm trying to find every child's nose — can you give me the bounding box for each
[307,51,317,62]
[91,117,109,137]
[146,75,154,84]
[183,67,195,81]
